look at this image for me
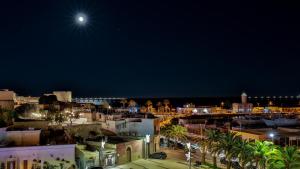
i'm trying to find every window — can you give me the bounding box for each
[7,161,16,169]
[0,162,5,169]
[23,160,28,169]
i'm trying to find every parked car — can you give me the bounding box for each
[149,152,167,159]
[220,157,227,165]
[232,162,241,169]
[194,161,202,167]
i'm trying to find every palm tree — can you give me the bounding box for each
[156,102,163,113]
[163,99,170,112]
[217,132,241,169]
[252,141,274,169]
[198,139,209,163]
[120,99,127,108]
[145,100,153,112]
[268,146,300,169]
[207,129,222,167]
[128,99,137,107]
[161,125,187,148]
[170,125,187,143]
[160,125,173,147]
[235,139,254,169]
[140,106,147,113]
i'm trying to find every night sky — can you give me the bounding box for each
[0,0,299,97]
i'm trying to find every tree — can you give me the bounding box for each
[163,99,171,112]
[140,106,147,113]
[198,139,209,163]
[235,139,254,169]
[217,132,241,169]
[170,125,187,143]
[0,109,15,127]
[156,102,164,113]
[207,129,222,167]
[145,100,153,112]
[120,99,127,108]
[128,99,137,107]
[252,141,274,169]
[65,111,80,125]
[44,105,67,125]
[268,146,300,169]
[160,125,187,148]
[160,125,173,147]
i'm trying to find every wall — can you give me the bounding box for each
[13,121,49,130]
[231,130,266,141]
[53,91,72,102]
[0,144,75,169]
[6,130,41,146]
[0,90,16,101]
[0,100,15,110]
[0,129,41,146]
[116,139,143,165]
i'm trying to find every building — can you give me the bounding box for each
[73,97,124,106]
[177,106,212,114]
[100,113,160,136]
[99,113,160,155]
[15,96,39,105]
[0,127,41,146]
[232,127,300,147]
[0,89,16,110]
[0,145,75,169]
[232,92,253,113]
[0,127,76,169]
[53,91,72,102]
[76,136,144,168]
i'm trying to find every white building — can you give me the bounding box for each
[100,114,160,137]
[53,91,72,102]
[99,113,161,153]
[0,127,76,169]
[0,144,75,169]
[232,92,253,113]
[15,96,39,105]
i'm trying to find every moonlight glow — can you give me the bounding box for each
[75,13,88,26]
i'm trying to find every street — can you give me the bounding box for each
[112,158,194,169]
[111,147,226,169]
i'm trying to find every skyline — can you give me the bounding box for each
[0,0,299,97]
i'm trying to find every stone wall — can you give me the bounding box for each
[116,139,143,165]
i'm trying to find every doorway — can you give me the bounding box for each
[126,147,132,162]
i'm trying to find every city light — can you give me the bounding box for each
[186,142,192,169]
[146,134,150,143]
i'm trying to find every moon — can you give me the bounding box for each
[75,13,88,26]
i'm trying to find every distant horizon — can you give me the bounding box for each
[3,88,299,98]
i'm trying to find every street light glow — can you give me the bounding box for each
[146,134,150,143]
[186,142,191,149]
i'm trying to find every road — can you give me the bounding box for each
[111,147,226,169]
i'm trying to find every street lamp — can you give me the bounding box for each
[186,142,192,169]
[270,133,274,143]
[99,139,106,167]
[145,134,150,159]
